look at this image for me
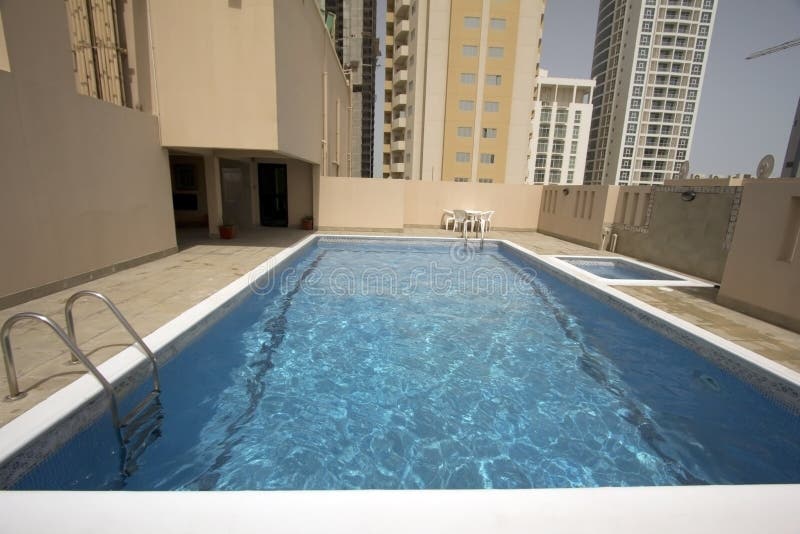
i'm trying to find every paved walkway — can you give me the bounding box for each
[0,227,797,427]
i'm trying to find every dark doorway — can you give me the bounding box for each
[258,163,288,227]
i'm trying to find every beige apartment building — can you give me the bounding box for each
[0,0,350,306]
[382,0,546,183]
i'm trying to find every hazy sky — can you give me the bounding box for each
[541,0,800,176]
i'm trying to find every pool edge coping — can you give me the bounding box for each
[545,255,716,287]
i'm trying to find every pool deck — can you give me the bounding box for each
[0,226,798,427]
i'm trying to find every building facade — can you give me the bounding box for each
[782,96,800,178]
[527,70,594,185]
[585,0,717,185]
[383,0,546,183]
[0,0,350,306]
[325,0,378,178]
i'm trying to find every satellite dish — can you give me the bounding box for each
[678,161,690,180]
[756,154,775,179]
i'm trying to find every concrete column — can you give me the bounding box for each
[249,159,260,226]
[204,153,223,237]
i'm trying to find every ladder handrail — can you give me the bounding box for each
[65,290,160,392]
[1,312,121,427]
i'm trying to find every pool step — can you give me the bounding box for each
[120,391,163,476]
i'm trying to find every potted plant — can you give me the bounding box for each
[219,221,236,239]
[301,216,314,231]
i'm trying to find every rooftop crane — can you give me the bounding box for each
[745,37,800,60]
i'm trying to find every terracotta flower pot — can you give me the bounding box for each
[301,218,314,231]
[219,224,235,239]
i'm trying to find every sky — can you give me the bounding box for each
[541,0,800,176]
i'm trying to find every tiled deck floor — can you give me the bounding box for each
[0,227,798,427]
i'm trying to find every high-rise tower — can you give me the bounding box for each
[585,0,717,185]
[383,0,546,183]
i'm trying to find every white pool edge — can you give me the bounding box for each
[0,233,798,534]
[546,254,716,287]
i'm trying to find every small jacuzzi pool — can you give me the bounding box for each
[552,256,709,286]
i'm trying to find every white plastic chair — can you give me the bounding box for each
[453,209,472,234]
[442,209,455,230]
[482,210,495,233]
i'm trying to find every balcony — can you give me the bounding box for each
[395,0,411,17]
[393,93,407,107]
[391,162,405,173]
[391,140,406,152]
[395,20,410,40]
[393,69,408,87]
[395,44,409,61]
[392,116,407,130]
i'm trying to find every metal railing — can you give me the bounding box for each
[1,312,121,427]
[65,291,160,392]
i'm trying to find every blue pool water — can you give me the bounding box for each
[14,238,800,490]
[558,257,684,281]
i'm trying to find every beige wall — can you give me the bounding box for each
[613,187,737,282]
[0,1,175,303]
[404,181,541,229]
[537,185,619,248]
[148,0,279,151]
[317,178,541,231]
[318,177,406,230]
[718,180,800,332]
[274,0,351,174]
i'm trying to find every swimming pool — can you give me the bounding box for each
[556,257,684,281]
[6,237,800,489]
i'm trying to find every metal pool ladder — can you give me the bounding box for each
[2,291,163,466]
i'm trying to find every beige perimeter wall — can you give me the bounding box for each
[613,187,738,282]
[537,186,619,248]
[317,178,541,231]
[0,1,175,304]
[718,179,800,332]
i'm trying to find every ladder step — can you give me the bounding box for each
[120,390,160,429]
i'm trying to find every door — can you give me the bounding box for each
[258,164,288,227]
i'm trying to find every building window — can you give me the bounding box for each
[460,73,476,84]
[681,126,691,136]
[456,152,471,162]
[537,139,548,152]
[478,178,494,183]
[685,102,695,112]
[556,109,569,122]
[644,8,654,19]
[638,48,648,59]
[567,171,574,183]
[682,114,693,124]
[459,100,475,111]
[620,171,630,182]
[623,147,633,157]
[486,74,502,85]
[554,124,567,138]
[535,154,547,167]
[571,141,578,154]
[488,46,504,58]
[691,64,702,75]
[627,123,637,134]
[701,12,711,23]
[549,169,562,183]
[534,169,545,182]
[480,153,496,164]
[621,159,631,169]
[463,45,478,57]
[694,51,705,62]
[457,126,472,137]
[640,35,651,46]
[636,61,647,71]
[454,177,469,182]
[572,125,580,139]
[689,77,700,87]
[569,156,576,169]
[551,155,563,168]
[574,110,582,121]
[629,111,639,121]
[490,18,506,30]
[633,86,643,97]
[634,73,645,84]
[540,108,552,122]
[699,25,709,37]
[678,138,688,148]
[481,128,497,139]
[484,101,499,112]
[539,125,550,137]
[642,21,652,32]
[677,150,686,160]
[464,16,480,28]
[625,135,635,146]
[631,99,641,109]
[65,0,129,106]
[696,39,707,50]
[703,0,714,9]
[687,90,698,100]
[552,140,565,154]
